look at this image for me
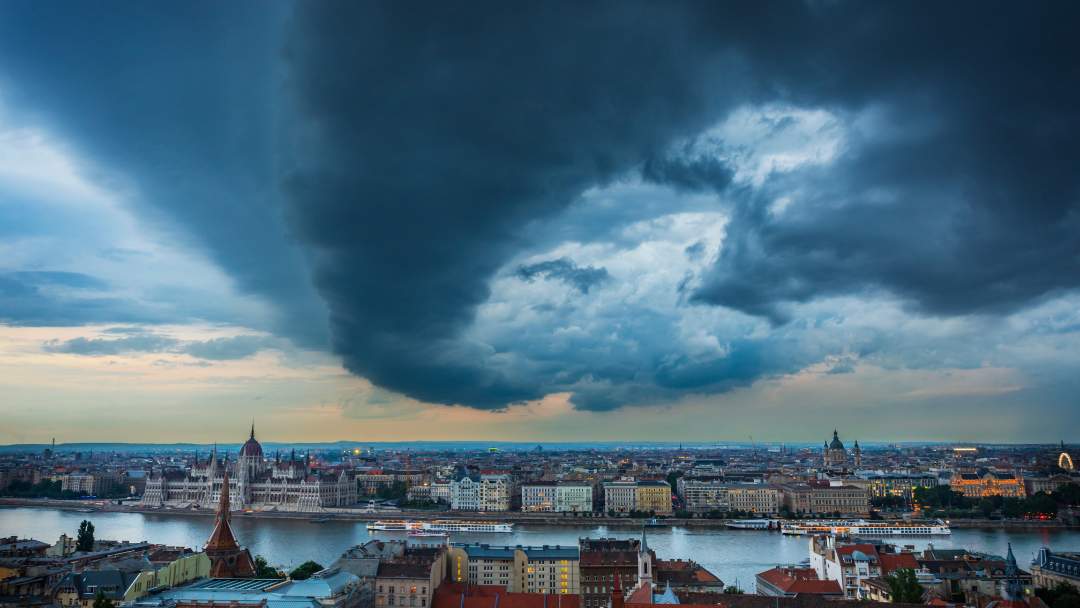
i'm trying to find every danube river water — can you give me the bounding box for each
[3,507,1077,591]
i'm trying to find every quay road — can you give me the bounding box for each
[1,497,1075,529]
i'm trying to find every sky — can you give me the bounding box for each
[1,1,1079,445]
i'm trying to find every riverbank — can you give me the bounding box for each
[3,497,1076,530]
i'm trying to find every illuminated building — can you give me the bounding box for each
[950,470,1026,498]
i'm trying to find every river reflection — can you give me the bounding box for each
[2,507,1076,592]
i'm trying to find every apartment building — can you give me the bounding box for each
[603,479,671,514]
[678,479,779,514]
[778,483,870,516]
[451,474,513,512]
[447,544,580,594]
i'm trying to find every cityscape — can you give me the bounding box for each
[3,2,1080,608]
[1,428,1078,608]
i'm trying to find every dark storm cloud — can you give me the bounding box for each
[282,1,755,408]
[281,1,1080,410]
[5,1,1079,412]
[640,150,735,193]
[687,4,1080,320]
[516,259,610,294]
[0,1,328,346]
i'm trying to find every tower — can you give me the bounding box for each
[204,469,256,578]
[854,440,862,468]
[637,528,653,588]
[1001,543,1025,602]
[238,423,264,507]
[825,430,848,469]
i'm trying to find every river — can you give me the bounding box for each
[2,507,1077,591]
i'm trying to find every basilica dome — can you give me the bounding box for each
[240,424,263,458]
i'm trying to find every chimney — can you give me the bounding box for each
[611,574,624,608]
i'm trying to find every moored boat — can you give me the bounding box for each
[726,519,775,530]
[367,520,513,533]
[780,519,950,536]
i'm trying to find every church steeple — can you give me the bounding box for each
[206,470,237,550]
[204,468,255,578]
[1002,543,1025,601]
[637,527,653,588]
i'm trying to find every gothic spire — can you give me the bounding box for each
[219,468,231,518]
[205,468,241,553]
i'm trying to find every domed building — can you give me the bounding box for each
[141,423,357,512]
[239,423,264,480]
[824,430,849,469]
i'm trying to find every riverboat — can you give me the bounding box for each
[367,520,513,533]
[780,519,950,536]
[726,519,775,530]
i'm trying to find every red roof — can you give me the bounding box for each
[756,567,843,596]
[879,553,919,574]
[627,583,653,603]
[835,544,878,557]
[434,583,580,608]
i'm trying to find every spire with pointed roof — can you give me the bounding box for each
[204,468,255,578]
[206,469,237,550]
[638,526,653,588]
[1002,542,1025,601]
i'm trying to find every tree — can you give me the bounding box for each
[915,486,969,510]
[666,471,684,496]
[1053,483,1080,506]
[376,481,408,500]
[723,586,745,595]
[871,496,906,510]
[1055,594,1080,608]
[1026,493,1059,516]
[1038,582,1080,608]
[884,568,925,603]
[92,590,115,608]
[254,555,284,579]
[289,560,324,580]
[77,520,95,552]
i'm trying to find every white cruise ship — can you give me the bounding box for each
[780,519,950,536]
[726,519,776,530]
[367,520,514,533]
